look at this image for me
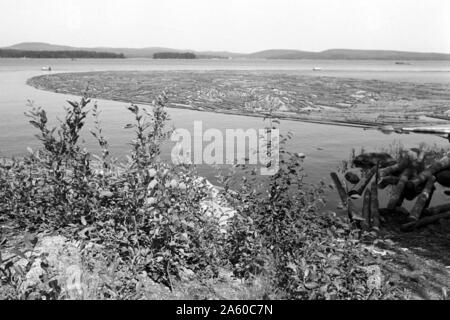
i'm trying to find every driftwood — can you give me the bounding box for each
[423,202,450,216]
[348,166,377,199]
[333,150,450,236]
[403,180,425,201]
[379,157,409,177]
[378,176,400,189]
[407,156,450,191]
[387,168,411,210]
[401,212,450,231]
[353,152,395,169]
[409,176,436,221]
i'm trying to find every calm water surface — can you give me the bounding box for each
[1,58,450,210]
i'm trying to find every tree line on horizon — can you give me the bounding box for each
[0,49,125,59]
[153,52,197,59]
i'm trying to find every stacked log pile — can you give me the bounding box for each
[331,150,450,233]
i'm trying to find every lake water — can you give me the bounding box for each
[1,58,450,210]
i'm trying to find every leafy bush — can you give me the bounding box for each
[220,128,400,299]
[0,95,225,298]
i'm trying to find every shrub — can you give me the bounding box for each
[220,126,399,299]
[0,95,402,300]
[0,95,226,298]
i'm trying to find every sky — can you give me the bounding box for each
[0,0,449,53]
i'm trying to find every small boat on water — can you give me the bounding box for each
[41,66,52,71]
[313,67,322,71]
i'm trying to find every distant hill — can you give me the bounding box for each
[3,43,450,60]
[3,42,242,59]
[316,49,450,60]
[153,52,196,59]
[8,42,78,51]
[248,48,450,60]
[245,49,315,59]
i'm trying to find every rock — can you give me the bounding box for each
[436,170,450,188]
[194,178,237,233]
[379,125,395,134]
[148,179,158,190]
[353,152,395,169]
[148,168,157,178]
[344,171,360,184]
[201,200,236,233]
[3,235,104,299]
[362,265,382,290]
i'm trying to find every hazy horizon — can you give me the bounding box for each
[1,0,449,54]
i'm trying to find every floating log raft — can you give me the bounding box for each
[402,127,450,135]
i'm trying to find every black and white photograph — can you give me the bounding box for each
[0,0,449,305]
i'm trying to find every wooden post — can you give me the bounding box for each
[348,166,377,199]
[330,172,349,207]
[386,168,411,210]
[370,164,380,232]
[330,172,360,221]
[409,176,436,221]
[423,185,435,210]
[362,187,371,231]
